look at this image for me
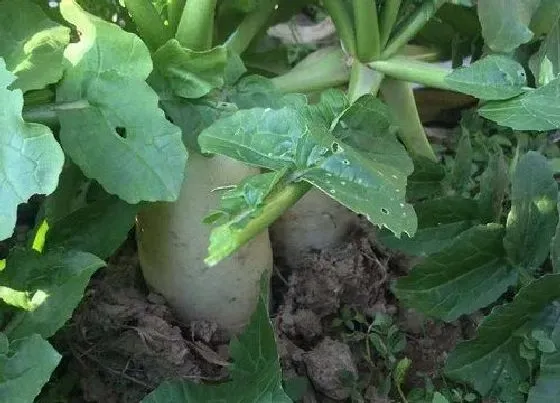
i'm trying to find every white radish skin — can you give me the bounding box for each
[270,189,360,268]
[136,153,273,334]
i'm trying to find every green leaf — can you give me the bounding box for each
[2,249,105,340]
[394,224,517,321]
[0,59,64,241]
[446,274,560,400]
[227,75,306,110]
[378,197,478,256]
[478,145,508,223]
[449,128,472,193]
[551,204,560,273]
[528,309,560,403]
[153,39,228,99]
[199,92,417,237]
[479,78,560,130]
[445,55,528,100]
[0,334,61,403]
[432,392,450,403]
[478,0,540,53]
[503,151,558,270]
[46,197,138,259]
[56,0,187,203]
[406,157,446,202]
[529,17,560,86]
[0,0,70,92]
[142,277,291,403]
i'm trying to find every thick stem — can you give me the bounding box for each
[369,58,450,89]
[381,0,447,59]
[227,0,277,54]
[353,0,380,62]
[205,181,312,266]
[323,0,357,56]
[380,78,437,162]
[175,0,217,50]
[271,46,350,93]
[22,100,90,125]
[167,0,186,34]
[137,153,273,334]
[348,60,384,102]
[123,0,170,50]
[379,0,402,47]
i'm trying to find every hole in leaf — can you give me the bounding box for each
[342,159,350,165]
[381,208,389,214]
[115,126,127,139]
[331,142,340,153]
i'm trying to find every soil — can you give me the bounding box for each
[42,219,470,403]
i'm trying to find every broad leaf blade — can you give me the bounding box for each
[0,59,64,240]
[0,334,61,403]
[142,277,291,403]
[478,146,508,223]
[446,274,560,400]
[479,78,560,130]
[529,17,560,86]
[0,0,70,91]
[503,151,558,270]
[153,39,228,99]
[2,249,105,339]
[57,0,187,203]
[394,224,517,321]
[199,93,416,236]
[478,0,540,53]
[445,55,527,100]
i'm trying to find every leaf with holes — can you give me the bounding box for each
[0,59,64,241]
[199,92,417,237]
[56,0,187,203]
[0,0,70,92]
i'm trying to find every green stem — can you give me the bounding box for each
[348,60,384,102]
[369,58,451,89]
[380,78,437,162]
[123,0,170,50]
[167,0,186,34]
[227,0,277,54]
[379,0,401,47]
[271,47,350,94]
[205,181,312,266]
[353,0,380,62]
[22,100,90,126]
[381,0,447,59]
[175,0,217,50]
[323,0,357,56]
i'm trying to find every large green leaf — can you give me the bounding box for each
[446,274,560,400]
[394,224,517,321]
[445,55,527,100]
[0,59,64,241]
[378,197,478,257]
[0,0,70,92]
[529,16,560,86]
[153,39,228,99]
[56,0,187,203]
[503,151,558,270]
[479,78,560,130]
[199,93,417,237]
[142,277,291,403]
[45,197,138,259]
[527,309,560,403]
[478,0,541,53]
[2,249,105,340]
[0,334,61,403]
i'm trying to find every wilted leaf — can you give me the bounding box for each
[0,59,64,241]
[2,249,105,339]
[445,55,527,100]
[142,277,291,403]
[56,0,187,203]
[0,334,61,403]
[0,0,70,91]
[394,224,517,321]
[503,151,558,270]
[446,274,560,400]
